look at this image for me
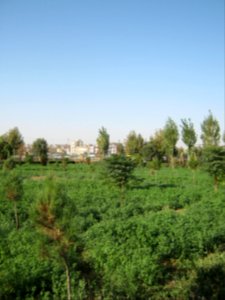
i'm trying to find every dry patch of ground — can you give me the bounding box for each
[31,176,46,181]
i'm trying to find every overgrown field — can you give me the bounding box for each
[1,163,225,299]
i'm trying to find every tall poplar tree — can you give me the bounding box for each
[201,111,220,147]
[125,131,144,156]
[96,127,110,158]
[163,118,179,163]
[181,118,197,152]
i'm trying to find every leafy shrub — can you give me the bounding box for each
[169,196,184,210]
[3,157,16,170]
[104,154,136,190]
[189,253,225,299]
[202,146,225,190]
[24,153,34,164]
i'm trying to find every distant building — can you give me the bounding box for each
[108,143,119,155]
[26,141,122,161]
[70,140,88,157]
[48,144,71,160]
[70,140,102,160]
[75,139,84,147]
[55,144,70,154]
[87,144,98,157]
[25,144,33,155]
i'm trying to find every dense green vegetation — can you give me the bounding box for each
[0,111,224,298]
[1,161,225,299]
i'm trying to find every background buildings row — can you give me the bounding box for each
[26,140,119,160]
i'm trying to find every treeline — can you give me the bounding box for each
[97,111,223,163]
[0,111,224,168]
[95,111,225,191]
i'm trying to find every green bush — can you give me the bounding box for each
[3,157,16,170]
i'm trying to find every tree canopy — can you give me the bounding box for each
[202,146,225,191]
[201,111,221,147]
[96,127,110,158]
[142,130,166,162]
[125,131,144,156]
[0,127,24,160]
[181,118,197,151]
[5,127,24,155]
[32,138,48,165]
[104,154,136,190]
[163,118,179,159]
[0,137,12,160]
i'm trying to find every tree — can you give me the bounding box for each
[32,138,48,165]
[188,152,199,183]
[3,171,23,229]
[96,127,110,158]
[223,131,225,144]
[61,156,69,171]
[201,111,220,147]
[202,146,225,191]
[0,127,24,160]
[181,118,197,152]
[142,130,166,162]
[5,127,24,156]
[116,143,125,155]
[104,154,136,191]
[148,157,161,183]
[34,178,77,300]
[3,157,16,170]
[163,118,179,164]
[177,147,187,167]
[125,131,144,156]
[0,136,12,160]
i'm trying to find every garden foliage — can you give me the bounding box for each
[0,162,225,299]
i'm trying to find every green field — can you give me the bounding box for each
[1,163,225,299]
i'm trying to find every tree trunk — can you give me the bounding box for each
[14,202,19,230]
[62,257,72,300]
[192,170,195,184]
[170,155,175,168]
[120,185,126,206]
[214,176,218,192]
[154,171,157,184]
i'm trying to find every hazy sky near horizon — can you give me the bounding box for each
[0,0,224,145]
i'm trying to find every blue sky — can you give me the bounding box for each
[0,0,224,145]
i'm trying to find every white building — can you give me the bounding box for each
[108,143,118,155]
[70,140,87,156]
